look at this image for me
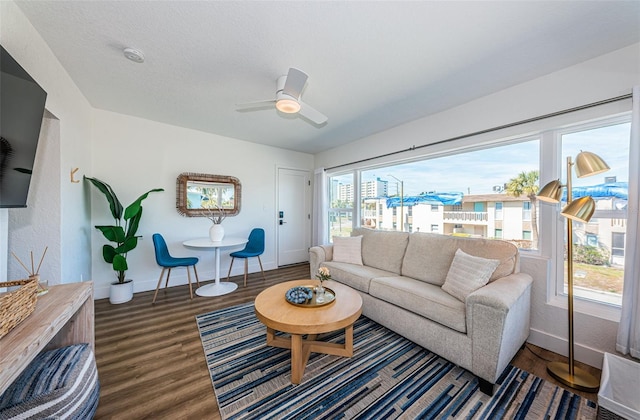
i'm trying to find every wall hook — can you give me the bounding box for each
[70,167,80,183]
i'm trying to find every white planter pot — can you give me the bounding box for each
[110,280,134,304]
[209,224,225,242]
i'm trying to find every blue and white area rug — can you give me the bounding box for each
[196,303,597,419]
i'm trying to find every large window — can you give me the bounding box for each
[325,114,633,309]
[557,120,630,306]
[355,139,540,247]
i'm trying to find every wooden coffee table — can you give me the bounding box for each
[254,279,363,384]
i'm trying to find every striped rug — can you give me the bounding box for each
[197,303,597,419]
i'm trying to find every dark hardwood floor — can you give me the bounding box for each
[93,263,600,419]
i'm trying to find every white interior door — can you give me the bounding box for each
[277,168,311,266]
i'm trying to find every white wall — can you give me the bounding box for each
[1,1,93,285]
[89,110,313,299]
[314,43,640,368]
[8,116,61,284]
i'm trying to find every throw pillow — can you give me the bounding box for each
[442,248,500,301]
[332,235,363,265]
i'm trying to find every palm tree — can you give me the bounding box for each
[505,170,540,248]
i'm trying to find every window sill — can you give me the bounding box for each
[549,293,621,323]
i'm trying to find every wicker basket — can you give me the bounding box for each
[597,406,626,420]
[0,278,38,339]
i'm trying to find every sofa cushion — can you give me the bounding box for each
[332,235,363,265]
[352,227,409,274]
[401,232,518,286]
[369,276,467,333]
[322,261,396,293]
[442,249,500,302]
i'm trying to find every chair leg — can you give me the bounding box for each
[153,267,166,304]
[193,265,200,287]
[165,268,172,289]
[226,257,236,280]
[257,256,266,281]
[244,259,249,287]
[187,266,193,300]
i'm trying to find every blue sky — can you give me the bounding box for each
[354,122,630,197]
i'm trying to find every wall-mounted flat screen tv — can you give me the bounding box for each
[0,45,48,208]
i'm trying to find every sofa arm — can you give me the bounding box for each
[466,272,533,384]
[309,245,334,278]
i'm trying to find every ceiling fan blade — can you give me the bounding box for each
[299,101,328,124]
[282,68,308,100]
[236,99,276,109]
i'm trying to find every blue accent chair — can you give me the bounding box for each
[226,228,266,286]
[152,233,200,303]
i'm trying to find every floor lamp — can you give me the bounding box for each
[537,151,609,392]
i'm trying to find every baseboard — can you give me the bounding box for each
[527,328,604,369]
[93,260,279,300]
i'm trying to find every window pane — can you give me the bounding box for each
[329,173,354,239]
[560,122,629,306]
[522,201,532,221]
[359,140,539,245]
[330,174,354,209]
[495,202,503,220]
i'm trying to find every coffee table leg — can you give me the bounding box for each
[265,325,355,384]
[291,334,304,384]
[345,324,354,356]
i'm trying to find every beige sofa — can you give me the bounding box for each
[309,227,533,395]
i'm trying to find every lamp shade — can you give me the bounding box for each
[561,196,596,223]
[537,180,563,203]
[275,98,301,114]
[575,151,610,178]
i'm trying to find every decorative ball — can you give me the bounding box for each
[285,286,313,304]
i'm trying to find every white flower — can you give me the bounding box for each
[316,267,331,281]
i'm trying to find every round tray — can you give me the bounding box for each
[285,285,336,307]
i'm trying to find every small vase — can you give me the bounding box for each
[315,284,325,303]
[209,224,225,242]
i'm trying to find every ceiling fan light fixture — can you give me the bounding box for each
[275,98,300,114]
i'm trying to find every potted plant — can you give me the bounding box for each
[85,176,164,304]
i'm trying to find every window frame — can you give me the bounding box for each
[543,114,631,319]
[495,202,503,220]
[612,232,625,257]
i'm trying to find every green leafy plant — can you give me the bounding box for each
[572,244,610,266]
[85,176,164,283]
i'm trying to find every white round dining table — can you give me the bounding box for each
[183,237,248,297]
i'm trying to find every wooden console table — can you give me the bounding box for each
[0,282,94,394]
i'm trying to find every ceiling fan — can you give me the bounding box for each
[237,68,328,125]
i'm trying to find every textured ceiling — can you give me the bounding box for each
[16,1,640,154]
